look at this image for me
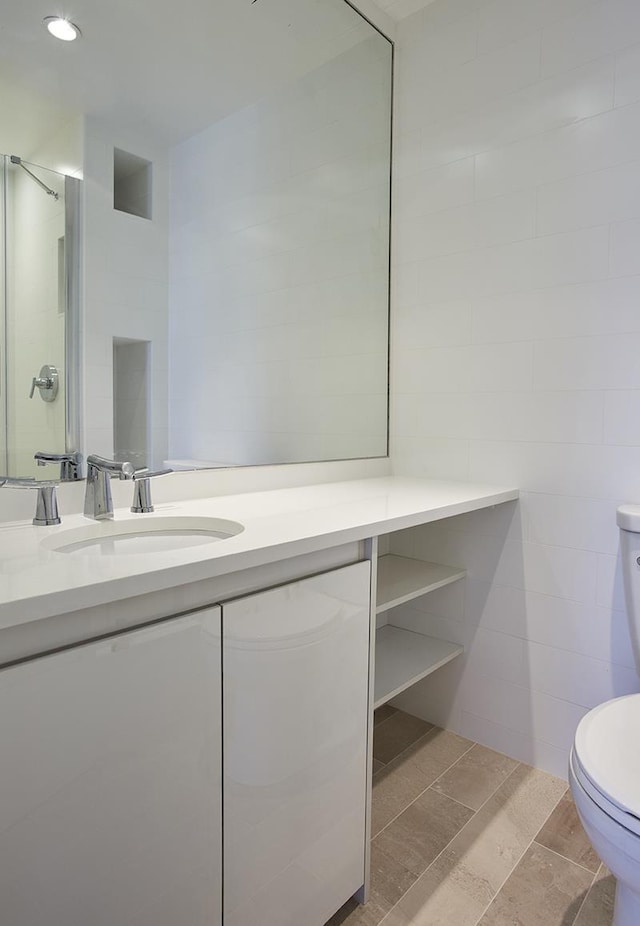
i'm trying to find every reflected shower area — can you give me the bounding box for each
[0,154,80,476]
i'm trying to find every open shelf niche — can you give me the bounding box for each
[374,553,465,709]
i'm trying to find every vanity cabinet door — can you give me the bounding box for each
[223,561,371,926]
[0,607,222,926]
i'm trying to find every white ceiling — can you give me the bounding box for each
[0,0,388,150]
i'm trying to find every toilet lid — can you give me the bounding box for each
[574,695,640,821]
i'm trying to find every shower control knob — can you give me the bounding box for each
[29,364,59,402]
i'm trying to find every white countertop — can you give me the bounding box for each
[0,476,518,629]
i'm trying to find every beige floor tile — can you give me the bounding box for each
[395,763,567,926]
[403,726,474,782]
[573,865,616,926]
[325,896,389,926]
[325,846,417,926]
[393,848,495,926]
[371,726,479,839]
[443,763,568,894]
[477,842,594,925]
[370,843,419,908]
[377,909,412,926]
[388,724,473,777]
[373,712,434,765]
[374,706,398,728]
[374,788,474,877]
[431,743,519,811]
[372,753,432,837]
[333,715,589,926]
[325,845,417,926]
[535,790,600,874]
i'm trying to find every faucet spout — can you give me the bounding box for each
[84,455,134,520]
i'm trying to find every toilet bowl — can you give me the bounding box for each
[568,506,640,926]
[569,696,640,926]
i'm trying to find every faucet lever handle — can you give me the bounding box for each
[29,365,58,402]
[0,477,61,526]
[132,468,173,481]
[0,476,37,488]
[131,468,173,514]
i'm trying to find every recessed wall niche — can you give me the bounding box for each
[113,148,152,219]
[113,337,150,470]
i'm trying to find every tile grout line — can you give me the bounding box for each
[377,760,531,926]
[467,783,571,926]
[373,719,436,768]
[531,838,601,876]
[568,864,604,926]
[372,735,477,838]
[377,740,520,839]
[426,782,479,813]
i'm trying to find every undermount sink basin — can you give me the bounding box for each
[41,516,244,556]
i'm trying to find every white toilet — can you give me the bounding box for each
[569,505,640,926]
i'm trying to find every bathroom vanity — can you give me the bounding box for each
[0,476,517,926]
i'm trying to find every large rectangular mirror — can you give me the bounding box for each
[0,0,392,475]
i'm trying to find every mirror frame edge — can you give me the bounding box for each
[64,175,83,466]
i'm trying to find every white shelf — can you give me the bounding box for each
[376,554,466,614]
[374,625,463,709]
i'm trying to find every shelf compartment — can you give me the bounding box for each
[376,554,466,614]
[374,625,463,709]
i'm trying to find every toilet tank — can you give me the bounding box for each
[616,505,640,673]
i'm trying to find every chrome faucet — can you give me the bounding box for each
[0,476,61,526]
[131,468,173,513]
[34,450,83,481]
[84,455,135,520]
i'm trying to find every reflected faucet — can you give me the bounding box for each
[35,450,83,481]
[84,455,135,521]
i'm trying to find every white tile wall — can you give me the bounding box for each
[390,0,640,777]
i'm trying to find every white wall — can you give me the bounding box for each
[390,0,640,776]
[168,35,390,467]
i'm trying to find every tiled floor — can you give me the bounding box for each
[327,707,616,926]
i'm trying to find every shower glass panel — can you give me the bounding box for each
[1,154,80,477]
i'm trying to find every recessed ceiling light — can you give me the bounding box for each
[43,16,81,41]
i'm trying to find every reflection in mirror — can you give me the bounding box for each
[0,0,392,473]
[0,155,80,476]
